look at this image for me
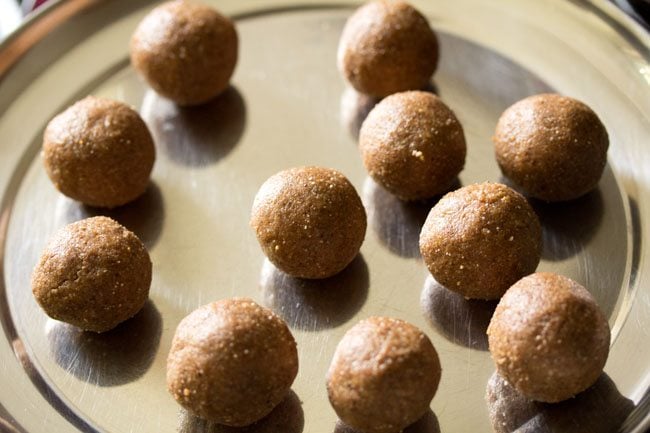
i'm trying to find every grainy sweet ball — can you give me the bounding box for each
[360,91,466,201]
[167,298,298,426]
[487,273,610,403]
[338,1,439,97]
[130,0,238,106]
[494,94,609,202]
[327,316,441,433]
[31,216,152,333]
[250,166,367,279]
[43,96,155,208]
[419,182,541,300]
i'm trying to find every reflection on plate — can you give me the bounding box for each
[485,372,635,433]
[178,391,304,433]
[260,257,369,331]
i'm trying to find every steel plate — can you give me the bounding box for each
[0,0,648,432]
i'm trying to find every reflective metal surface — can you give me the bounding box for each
[0,0,649,432]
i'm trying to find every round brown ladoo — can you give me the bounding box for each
[419,182,541,300]
[487,272,610,403]
[494,93,609,202]
[338,1,439,98]
[327,316,441,433]
[166,298,298,426]
[130,0,238,106]
[250,166,366,279]
[359,91,466,201]
[42,96,155,208]
[31,216,152,333]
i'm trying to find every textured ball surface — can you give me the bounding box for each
[31,216,152,332]
[487,273,610,403]
[494,93,609,202]
[327,316,441,433]
[419,182,541,300]
[130,0,238,105]
[43,96,155,208]
[167,298,298,426]
[360,91,466,201]
[251,166,366,279]
[338,1,438,97]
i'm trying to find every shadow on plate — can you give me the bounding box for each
[438,33,553,111]
[530,189,604,262]
[142,86,246,167]
[363,177,459,259]
[339,82,439,140]
[485,371,635,433]
[333,409,440,433]
[496,175,605,262]
[46,300,162,387]
[339,86,380,141]
[62,181,164,249]
[260,255,369,331]
[178,390,304,433]
[421,275,496,351]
